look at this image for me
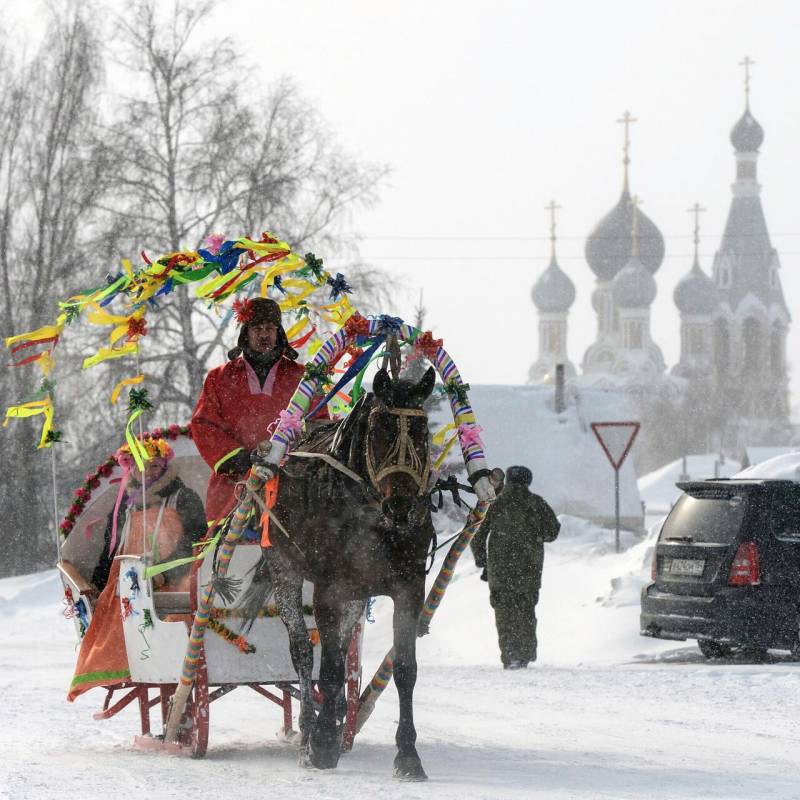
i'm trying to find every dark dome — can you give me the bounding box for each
[730,108,764,152]
[673,260,717,315]
[531,256,576,313]
[585,191,665,281]
[611,256,657,308]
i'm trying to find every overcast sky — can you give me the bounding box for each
[8,1,800,407]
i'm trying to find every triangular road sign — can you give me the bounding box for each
[591,421,640,470]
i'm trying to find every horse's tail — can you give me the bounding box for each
[235,548,273,632]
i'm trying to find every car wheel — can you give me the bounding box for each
[698,639,733,659]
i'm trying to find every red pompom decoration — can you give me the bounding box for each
[343,312,370,339]
[59,520,73,534]
[233,298,254,325]
[97,462,113,477]
[126,317,148,341]
[414,331,443,361]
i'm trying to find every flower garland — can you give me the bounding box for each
[210,603,315,620]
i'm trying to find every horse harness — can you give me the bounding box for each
[365,406,431,497]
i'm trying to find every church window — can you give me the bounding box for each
[742,318,762,374]
[626,320,644,350]
[719,267,731,288]
[771,323,784,377]
[770,268,779,289]
[737,161,756,180]
[688,326,705,357]
[714,319,730,374]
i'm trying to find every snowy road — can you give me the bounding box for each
[3,519,800,799]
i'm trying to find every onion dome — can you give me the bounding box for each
[585,191,665,281]
[531,256,576,313]
[674,260,717,315]
[730,107,764,152]
[611,256,657,308]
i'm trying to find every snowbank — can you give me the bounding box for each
[432,384,643,523]
[638,454,740,515]
[734,451,800,481]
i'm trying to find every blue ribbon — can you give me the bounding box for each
[377,314,403,334]
[197,241,241,274]
[305,336,384,419]
[327,272,352,301]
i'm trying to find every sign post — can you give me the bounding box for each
[590,421,640,553]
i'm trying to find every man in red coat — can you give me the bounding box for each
[191,298,326,522]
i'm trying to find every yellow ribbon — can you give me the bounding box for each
[3,398,54,448]
[110,374,145,404]
[4,316,65,348]
[83,342,138,369]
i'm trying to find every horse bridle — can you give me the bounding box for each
[365,405,431,497]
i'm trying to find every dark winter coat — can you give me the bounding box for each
[470,483,560,593]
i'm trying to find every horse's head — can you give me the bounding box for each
[366,366,435,526]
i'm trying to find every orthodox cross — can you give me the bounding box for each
[616,110,638,191]
[739,56,755,106]
[545,199,561,260]
[688,202,706,264]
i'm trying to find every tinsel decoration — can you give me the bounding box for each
[207,617,256,654]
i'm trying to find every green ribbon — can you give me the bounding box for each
[143,529,222,580]
[125,408,149,471]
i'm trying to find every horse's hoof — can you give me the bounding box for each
[393,755,428,781]
[308,735,341,770]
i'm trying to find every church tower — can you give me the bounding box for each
[673,203,717,376]
[708,58,790,442]
[529,200,576,383]
[582,111,665,383]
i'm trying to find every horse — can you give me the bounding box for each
[239,364,437,780]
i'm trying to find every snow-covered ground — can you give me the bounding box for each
[3,515,800,799]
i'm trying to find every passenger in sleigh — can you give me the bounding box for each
[68,439,206,701]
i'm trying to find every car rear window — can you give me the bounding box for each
[770,489,800,541]
[661,492,748,544]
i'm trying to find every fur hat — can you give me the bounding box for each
[506,465,533,486]
[228,297,297,361]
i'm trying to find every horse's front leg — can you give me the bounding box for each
[392,583,427,781]
[307,592,344,769]
[273,576,316,749]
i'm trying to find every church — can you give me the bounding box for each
[528,66,791,464]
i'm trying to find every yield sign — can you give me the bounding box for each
[591,421,640,470]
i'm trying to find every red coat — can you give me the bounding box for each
[191,354,326,521]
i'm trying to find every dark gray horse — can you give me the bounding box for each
[240,366,436,780]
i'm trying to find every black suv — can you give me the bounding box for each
[640,478,800,658]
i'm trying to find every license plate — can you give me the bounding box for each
[668,558,706,576]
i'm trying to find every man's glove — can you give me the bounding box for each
[480,567,488,582]
[219,449,253,475]
[250,448,278,481]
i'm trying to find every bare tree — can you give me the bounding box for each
[0,7,111,576]
[105,0,388,411]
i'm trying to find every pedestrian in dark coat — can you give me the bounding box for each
[470,465,560,669]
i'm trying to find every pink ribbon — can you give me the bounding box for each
[278,408,304,437]
[457,423,484,450]
[204,233,225,255]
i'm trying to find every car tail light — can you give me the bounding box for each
[728,540,761,586]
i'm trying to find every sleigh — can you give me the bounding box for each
[58,427,364,758]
